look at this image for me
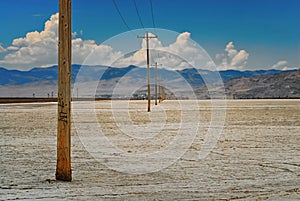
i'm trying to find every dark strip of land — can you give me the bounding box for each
[0,98,57,104]
[0,97,139,104]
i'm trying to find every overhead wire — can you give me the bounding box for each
[149,0,156,29]
[112,0,161,69]
[133,0,145,29]
[112,0,132,31]
[111,0,163,102]
[149,0,161,67]
[148,0,163,104]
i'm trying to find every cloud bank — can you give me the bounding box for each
[271,60,290,70]
[0,13,212,71]
[1,13,295,72]
[112,31,208,70]
[0,13,123,70]
[0,14,59,69]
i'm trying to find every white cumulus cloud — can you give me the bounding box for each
[72,38,123,66]
[0,44,6,53]
[271,60,298,70]
[0,13,122,70]
[215,41,249,70]
[114,32,208,70]
[225,41,238,58]
[0,13,59,69]
[271,60,289,70]
[231,50,249,67]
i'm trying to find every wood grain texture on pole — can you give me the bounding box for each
[56,0,72,181]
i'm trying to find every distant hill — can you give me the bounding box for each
[177,68,295,86]
[0,65,72,85]
[0,65,145,85]
[225,70,300,99]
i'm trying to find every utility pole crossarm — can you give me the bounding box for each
[137,34,157,39]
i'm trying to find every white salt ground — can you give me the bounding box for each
[0,99,299,200]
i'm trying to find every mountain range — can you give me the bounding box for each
[0,65,291,86]
[0,65,299,99]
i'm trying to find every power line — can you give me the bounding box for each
[133,0,145,29]
[112,0,131,31]
[149,0,156,28]
[149,0,161,69]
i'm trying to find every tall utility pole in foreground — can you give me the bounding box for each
[56,0,72,181]
[137,32,157,112]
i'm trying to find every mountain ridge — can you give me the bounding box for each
[0,65,295,86]
[0,65,299,99]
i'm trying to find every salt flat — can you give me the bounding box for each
[0,99,299,200]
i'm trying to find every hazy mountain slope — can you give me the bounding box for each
[225,70,300,98]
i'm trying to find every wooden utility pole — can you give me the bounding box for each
[56,0,72,181]
[158,74,161,103]
[154,62,158,105]
[161,86,166,101]
[137,32,157,112]
[160,75,166,102]
[154,62,162,105]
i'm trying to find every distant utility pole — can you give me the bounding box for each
[56,0,72,181]
[137,32,157,112]
[154,62,162,105]
[158,75,166,102]
[76,87,78,100]
[158,74,161,103]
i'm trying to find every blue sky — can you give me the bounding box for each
[0,0,299,71]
